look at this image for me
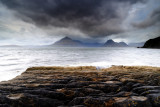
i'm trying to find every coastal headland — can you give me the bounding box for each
[0,66,160,107]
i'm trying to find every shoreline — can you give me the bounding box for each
[0,65,160,107]
[23,65,160,85]
[1,65,160,83]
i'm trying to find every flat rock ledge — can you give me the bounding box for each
[0,66,160,107]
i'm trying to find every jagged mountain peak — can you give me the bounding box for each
[104,39,128,47]
[106,39,115,43]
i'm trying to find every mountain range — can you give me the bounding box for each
[1,36,158,48]
[53,37,102,47]
[103,39,128,47]
[52,37,129,47]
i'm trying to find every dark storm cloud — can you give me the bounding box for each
[0,0,145,37]
[132,7,160,28]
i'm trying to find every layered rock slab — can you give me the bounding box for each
[0,66,160,107]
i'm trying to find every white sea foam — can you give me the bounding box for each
[0,47,160,82]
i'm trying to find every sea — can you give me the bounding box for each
[0,46,160,82]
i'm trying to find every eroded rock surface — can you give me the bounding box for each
[0,66,160,107]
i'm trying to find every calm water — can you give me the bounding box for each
[0,47,160,81]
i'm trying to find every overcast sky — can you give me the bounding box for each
[0,0,159,45]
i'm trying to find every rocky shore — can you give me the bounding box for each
[0,66,160,107]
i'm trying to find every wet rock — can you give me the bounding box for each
[76,88,103,95]
[83,97,113,107]
[112,91,138,97]
[120,78,144,85]
[119,86,133,92]
[113,96,151,107]
[83,98,106,107]
[88,84,119,93]
[58,105,86,107]
[69,97,114,107]
[0,86,24,92]
[69,97,88,106]
[0,104,10,107]
[71,105,86,107]
[113,97,128,107]
[56,88,84,100]
[120,82,137,91]
[132,83,144,88]
[49,84,66,89]
[0,95,10,104]
[24,83,52,88]
[147,93,160,107]
[130,96,151,106]
[141,90,160,96]
[103,81,122,85]
[24,89,66,100]
[92,76,117,82]
[6,93,25,100]
[66,82,91,88]
[132,86,160,94]
[68,77,91,82]
[34,98,64,107]
[6,93,63,107]
[53,79,70,84]
[87,93,107,97]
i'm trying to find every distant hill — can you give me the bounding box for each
[142,36,160,49]
[103,39,128,47]
[53,37,83,47]
[52,37,102,47]
[128,42,145,47]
